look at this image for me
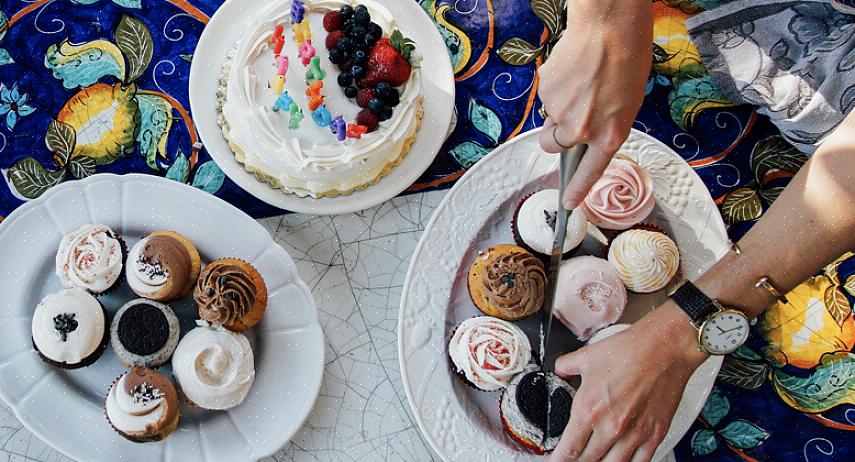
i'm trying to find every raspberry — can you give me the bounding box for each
[356,109,379,132]
[325,30,346,50]
[356,88,374,108]
[323,11,344,32]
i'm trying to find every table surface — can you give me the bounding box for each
[0,190,447,462]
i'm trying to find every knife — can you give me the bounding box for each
[540,143,587,444]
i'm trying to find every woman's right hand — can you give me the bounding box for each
[537,0,652,209]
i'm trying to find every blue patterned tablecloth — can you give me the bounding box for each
[0,1,853,460]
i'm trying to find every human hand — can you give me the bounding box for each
[537,0,652,209]
[551,303,708,462]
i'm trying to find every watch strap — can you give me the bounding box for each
[670,281,717,324]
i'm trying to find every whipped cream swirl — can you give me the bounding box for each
[608,229,680,293]
[56,224,123,294]
[582,158,655,230]
[171,322,255,410]
[449,317,531,391]
[105,368,178,438]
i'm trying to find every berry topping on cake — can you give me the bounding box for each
[323,10,343,32]
[343,86,358,99]
[354,5,371,25]
[359,30,415,88]
[368,97,385,113]
[337,71,353,87]
[356,109,379,132]
[339,5,354,19]
[326,30,346,50]
[356,88,374,108]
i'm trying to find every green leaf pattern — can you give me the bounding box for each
[191,161,225,194]
[468,98,502,145]
[166,150,190,183]
[771,352,855,413]
[718,420,770,449]
[690,429,718,456]
[45,119,77,165]
[68,155,97,179]
[44,40,126,89]
[497,38,543,66]
[115,15,153,84]
[450,141,491,168]
[5,158,65,199]
[135,93,173,170]
[700,387,730,427]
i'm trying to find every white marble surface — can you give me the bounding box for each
[0,190,446,462]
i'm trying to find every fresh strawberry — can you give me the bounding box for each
[356,88,374,108]
[325,30,346,50]
[356,109,379,132]
[359,30,414,87]
[323,11,343,32]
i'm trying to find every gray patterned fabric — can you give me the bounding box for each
[686,0,855,154]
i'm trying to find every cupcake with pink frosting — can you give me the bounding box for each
[448,316,532,392]
[581,157,655,230]
[553,256,627,341]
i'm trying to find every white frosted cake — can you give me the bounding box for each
[217,0,424,198]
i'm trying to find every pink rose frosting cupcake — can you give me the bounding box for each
[581,158,655,230]
[553,256,627,341]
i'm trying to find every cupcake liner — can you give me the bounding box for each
[511,192,581,262]
[499,388,546,455]
[32,303,110,370]
[196,257,267,333]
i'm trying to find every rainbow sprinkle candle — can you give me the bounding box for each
[330,116,347,142]
[312,105,332,127]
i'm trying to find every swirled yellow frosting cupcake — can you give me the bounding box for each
[607,229,680,293]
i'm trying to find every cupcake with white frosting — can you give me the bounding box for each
[126,231,201,302]
[171,322,255,410]
[31,288,108,369]
[512,189,589,259]
[105,367,180,443]
[608,228,680,293]
[55,224,126,295]
[448,316,532,392]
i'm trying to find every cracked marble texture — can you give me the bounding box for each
[0,191,445,462]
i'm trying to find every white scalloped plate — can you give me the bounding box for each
[398,128,728,462]
[189,0,455,215]
[0,174,324,462]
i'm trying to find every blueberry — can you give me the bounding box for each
[360,34,376,48]
[378,106,393,121]
[336,37,353,52]
[383,89,400,106]
[328,48,344,64]
[354,9,371,25]
[350,64,365,78]
[368,23,383,39]
[368,98,385,113]
[344,86,358,99]
[349,25,367,39]
[354,5,369,16]
[337,72,353,87]
[353,50,368,64]
[374,82,392,98]
[339,5,354,19]
[342,19,355,33]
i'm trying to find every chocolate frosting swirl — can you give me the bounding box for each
[481,250,546,318]
[194,263,257,326]
[128,235,192,300]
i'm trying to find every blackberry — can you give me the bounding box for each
[337,71,354,87]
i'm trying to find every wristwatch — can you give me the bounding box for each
[668,281,749,355]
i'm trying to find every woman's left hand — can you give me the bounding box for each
[551,303,708,462]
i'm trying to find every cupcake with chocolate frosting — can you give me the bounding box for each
[194,259,267,332]
[467,245,546,321]
[104,367,180,443]
[608,228,680,293]
[500,365,575,454]
[55,224,126,295]
[448,316,532,392]
[31,288,108,369]
[126,231,201,302]
[110,299,181,368]
[581,157,655,231]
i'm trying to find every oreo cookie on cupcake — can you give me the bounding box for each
[31,288,108,369]
[105,367,180,443]
[467,245,546,321]
[608,228,680,293]
[110,299,180,368]
[500,365,575,454]
[512,189,588,259]
[55,224,126,295]
[195,258,267,332]
[448,316,531,392]
[126,231,202,302]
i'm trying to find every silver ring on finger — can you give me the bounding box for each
[552,125,573,150]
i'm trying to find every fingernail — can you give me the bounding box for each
[564,199,578,210]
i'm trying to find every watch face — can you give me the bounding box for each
[699,310,750,355]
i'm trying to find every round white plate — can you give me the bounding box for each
[0,174,324,462]
[189,0,455,215]
[398,128,729,461]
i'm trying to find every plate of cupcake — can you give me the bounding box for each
[398,128,729,461]
[190,0,455,215]
[0,174,324,461]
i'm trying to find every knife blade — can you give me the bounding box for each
[540,143,587,444]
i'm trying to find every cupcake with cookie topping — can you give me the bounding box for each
[104,367,180,443]
[55,224,126,295]
[194,259,267,332]
[126,231,201,302]
[608,228,680,293]
[110,298,181,368]
[448,316,531,392]
[581,157,655,231]
[467,245,546,321]
[500,365,575,454]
